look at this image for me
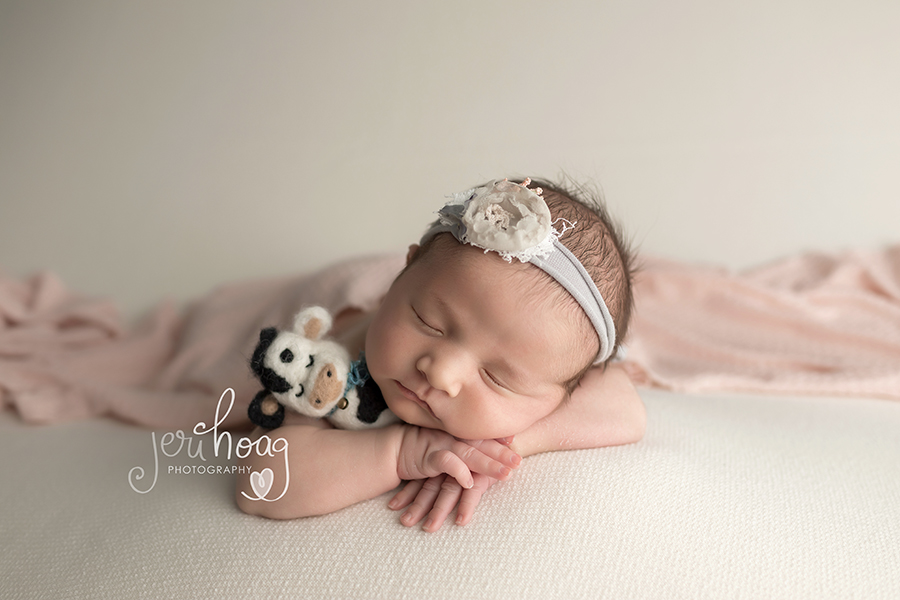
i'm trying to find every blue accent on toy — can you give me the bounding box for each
[326,352,370,418]
[345,352,370,394]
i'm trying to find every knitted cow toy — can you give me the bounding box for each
[248,306,398,430]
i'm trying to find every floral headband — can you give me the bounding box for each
[420,178,617,364]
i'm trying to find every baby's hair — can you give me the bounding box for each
[524,176,636,362]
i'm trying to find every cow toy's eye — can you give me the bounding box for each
[306,355,315,368]
[280,349,294,363]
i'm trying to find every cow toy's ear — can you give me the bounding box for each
[250,327,279,378]
[293,306,333,340]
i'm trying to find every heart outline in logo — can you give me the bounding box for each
[250,468,274,499]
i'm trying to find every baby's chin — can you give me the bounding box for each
[441,424,516,442]
[382,396,440,431]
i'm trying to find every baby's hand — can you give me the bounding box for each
[396,428,520,490]
[388,472,498,532]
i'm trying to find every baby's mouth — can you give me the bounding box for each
[396,381,437,419]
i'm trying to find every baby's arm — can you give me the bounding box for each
[235,417,520,520]
[510,363,646,457]
[391,365,645,530]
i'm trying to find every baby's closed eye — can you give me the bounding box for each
[412,306,443,335]
[481,369,508,391]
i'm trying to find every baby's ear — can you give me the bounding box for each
[406,244,420,265]
[293,306,333,340]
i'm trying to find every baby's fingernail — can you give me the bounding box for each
[499,466,511,478]
[401,512,415,525]
[388,498,400,509]
[511,454,521,466]
[423,518,434,530]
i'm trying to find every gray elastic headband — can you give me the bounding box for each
[528,238,616,364]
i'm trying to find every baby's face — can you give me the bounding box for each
[365,237,595,440]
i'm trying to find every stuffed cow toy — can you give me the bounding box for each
[248,306,398,430]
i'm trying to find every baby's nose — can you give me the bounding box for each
[416,353,463,398]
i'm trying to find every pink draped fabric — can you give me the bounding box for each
[0,254,406,428]
[623,245,900,400]
[2,245,898,428]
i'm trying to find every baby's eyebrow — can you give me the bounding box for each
[430,293,454,320]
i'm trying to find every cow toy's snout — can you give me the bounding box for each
[308,363,342,408]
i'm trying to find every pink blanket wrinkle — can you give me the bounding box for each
[622,245,900,400]
[2,245,898,427]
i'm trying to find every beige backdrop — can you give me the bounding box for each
[1,0,898,318]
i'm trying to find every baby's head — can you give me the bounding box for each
[365,178,635,440]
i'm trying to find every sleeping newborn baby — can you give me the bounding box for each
[237,177,645,531]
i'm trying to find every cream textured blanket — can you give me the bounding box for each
[2,246,898,427]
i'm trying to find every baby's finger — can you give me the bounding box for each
[452,441,515,481]
[388,479,425,511]
[464,439,521,470]
[399,476,445,527]
[422,478,464,533]
[429,449,474,489]
[455,475,494,527]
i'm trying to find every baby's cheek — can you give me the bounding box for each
[363,310,388,354]
[479,401,549,440]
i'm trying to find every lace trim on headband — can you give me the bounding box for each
[436,178,571,263]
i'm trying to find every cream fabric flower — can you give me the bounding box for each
[455,179,554,262]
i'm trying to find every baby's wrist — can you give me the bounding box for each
[387,423,416,479]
